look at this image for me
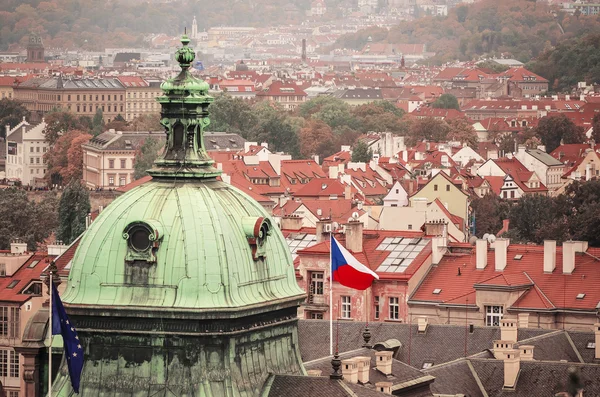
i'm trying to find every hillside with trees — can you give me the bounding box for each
[333,0,600,65]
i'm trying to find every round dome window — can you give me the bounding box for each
[129,226,151,252]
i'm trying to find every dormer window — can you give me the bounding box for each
[123,221,163,263]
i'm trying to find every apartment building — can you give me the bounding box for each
[117,76,162,121]
[4,119,49,186]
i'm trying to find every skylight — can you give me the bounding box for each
[7,280,19,289]
[576,293,586,300]
[28,260,40,268]
[514,254,523,260]
[422,362,434,369]
[375,237,428,273]
[433,288,442,294]
[586,342,595,349]
[285,233,317,259]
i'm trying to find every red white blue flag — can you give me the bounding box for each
[331,235,378,290]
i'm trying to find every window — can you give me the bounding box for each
[310,272,324,295]
[510,191,515,199]
[434,184,438,191]
[389,297,399,320]
[485,305,503,326]
[9,350,18,377]
[108,176,115,186]
[68,95,71,101]
[309,312,323,320]
[30,158,34,164]
[120,159,126,168]
[408,224,412,230]
[446,184,450,191]
[0,263,5,276]
[109,159,115,169]
[395,189,399,194]
[36,158,40,164]
[422,361,434,369]
[77,95,80,101]
[36,146,40,153]
[0,307,20,338]
[119,176,126,186]
[9,391,18,397]
[30,147,33,153]
[341,296,351,319]
[374,296,380,319]
[0,350,6,377]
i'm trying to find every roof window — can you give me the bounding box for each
[576,293,586,300]
[433,288,441,294]
[7,280,20,289]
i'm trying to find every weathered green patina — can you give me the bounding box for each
[51,35,306,396]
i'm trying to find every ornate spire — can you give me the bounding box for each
[362,325,372,348]
[329,352,343,380]
[148,34,220,180]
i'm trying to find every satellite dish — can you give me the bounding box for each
[469,236,477,245]
[482,233,490,241]
[488,234,496,243]
[352,212,359,219]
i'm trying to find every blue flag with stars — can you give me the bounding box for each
[51,283,84,394]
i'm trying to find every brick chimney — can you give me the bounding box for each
[355,356,370,384]
[520,345,534,361]
[503,348,521,389]
[345,220,363,252]
[341,358,359,383]
[374,351,393,375]
[517,313,529,329]
[375,382,392,395]
[316,219,332,243]
[344,184,352,200]
[281,214,303,231]
[543,240,556,273]
[595,323,600,360]
[495,238,510,271]
[476,239,488,270]
[500,317,518,343]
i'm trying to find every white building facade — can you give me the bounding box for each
[5,119,49,186]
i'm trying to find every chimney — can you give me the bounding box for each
[595,323,600,360]
[355,356,370,384]
[345,220,363,252]
[517,313,529,329]
[563,241,577,274]
[10,240,27,254]
[503,348,521,389]
[316,219,332,243]
[500,317,518,343]
[543,240,556,273]
[493,340,514,360]
[99,205,104,213]
[476,239,488,270]
[47,243,68,256]
[520,345,534,361]
[307,369,322,377]
[495,238,510,271]
[375,382,392,395]
[417,317,428,333]
[374,351,393,376]
[281,214,303,231]
[344,184,352,200]
[431,235,447,265]
[341,358,359,384]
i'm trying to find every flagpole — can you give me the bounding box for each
[329,231,333,356]
[48,271,53,396]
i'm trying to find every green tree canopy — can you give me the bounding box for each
[534,114,585,153]
[351,140,373,163]
[207,94,258,137]
[0,99,29,137]
[133,137,163,180]
[406,117,450,146]
[250,102,300,158]
[431,94,460,110]
[57,180,91,244]
[92,107,105,136]
[470,193,510,237]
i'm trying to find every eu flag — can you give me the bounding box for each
[51,283,84,394]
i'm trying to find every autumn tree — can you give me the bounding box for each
[43,110,88,144]
[470,193,510,237]
[351,140,373,163]
[352,101,407,134]
[44,129,92,186]
[57,180,91,244]
[299,120,335,159]
[133,137,163,180]
[0,98,29,137]
[592,113,600,145]
[129,113,161,132]
[431,94,460,110]
[92,107,105,136]
[534,114,585,153]
[447,117,478,149]
[406,117,450,146]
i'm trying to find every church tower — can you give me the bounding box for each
[191,16,198,39]
[50,34,306,396]
[26,33,44,63]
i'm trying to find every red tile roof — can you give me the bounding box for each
[0,253,55,303]
[294,178,345,198]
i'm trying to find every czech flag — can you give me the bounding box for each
[331,235,379,290]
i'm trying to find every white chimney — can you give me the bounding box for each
[565,94,570,101]
[501,317,518,343]
[47,243,68,256]
[563,241,576,274]
[10,240,27,254]
[375,382,392,395]
[520,345,534,361]
[375,351,393,376]
[517,313,529,329]
[341,358,359,384]
[495,238,509,271]
[493,340,514,360]
[417,317,429,333]
[476,239,488,270]
[431,236,447,265]
[595,323,600,360]
[543,240,556,273]
[355,356,370,384]
[503,348,521,389]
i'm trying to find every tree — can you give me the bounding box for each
[0,189,57,250]
[446,117,478,149]
[0,98,29,137]
[207,94,257,136]
[298,120,335,159]
[431,94,460,110]
[92,107,105,136]
[57,180,91,244]
[133,137,163,180]
[406,117,450,146]
[43,110,88,144]
[534,114,585,153]
[351,140,373,163]
[129,113,161,132]
[250,102,300,157]
[352,101,407,134]
[508,194,570,244]
[470,193,510,237]
[45,130,92,186]
[592,113,600,144]
[309,99,357,130]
